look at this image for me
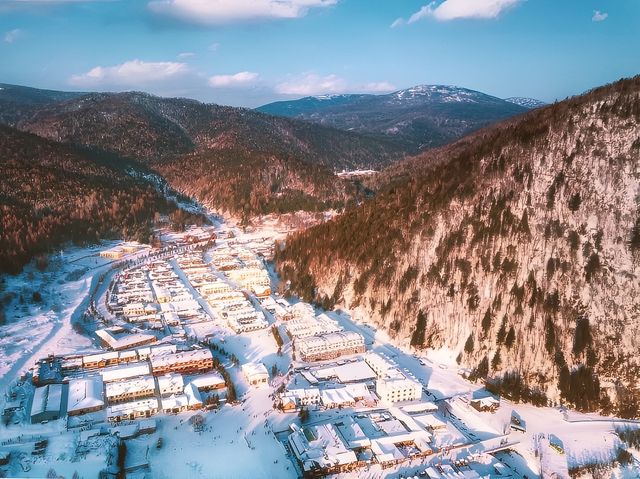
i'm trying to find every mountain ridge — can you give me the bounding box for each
[274,76,640,414]
[0,85,407,170]
[257,85,528,152]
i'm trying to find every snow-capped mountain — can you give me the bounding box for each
[257,85,528,152]
[504,96,547,109]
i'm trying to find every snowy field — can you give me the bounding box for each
[0,244,115,390]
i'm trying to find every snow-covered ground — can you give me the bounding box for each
[0,244,115,391]
[1,221,639,479]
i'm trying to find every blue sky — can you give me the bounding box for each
[1,0,638,107]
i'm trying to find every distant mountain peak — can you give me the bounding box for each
[257,84,526,153]
[504,97,547,109]
[391,84,490,103]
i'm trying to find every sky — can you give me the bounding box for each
[1,0,639,108]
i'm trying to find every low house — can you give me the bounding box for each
[188,372,225,391]
[100,248,124,260]
[470,396,500,413]
[67,376,104,416]
[160,384,203,413]
[30,384,64,424]
[100,362,152,383]
[105,376,156,404]
[279,388,321,410]
[107,398,160,422]
[241,363,269,387]
[150,349,214,376]
[95,328,156,351]
[320,388,356,409]
[157,373,184,396]
[82,351,120,369]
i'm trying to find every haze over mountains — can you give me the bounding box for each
[275,76,640,415]
[257,85,537,152]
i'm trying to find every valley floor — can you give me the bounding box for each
[0,214,638,479]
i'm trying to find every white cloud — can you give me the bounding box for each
[407,0,521,23]
[148,0,337,25]
[276,73,348,96]
[177,52,195,59]
[208,71,259,88]
[390,17,404,28]
[362,81,396,92]
[276,73,396,96]
[208,42,220,52]
[4,28,22,44]
[592,10,608,22]
[69,59,189,87]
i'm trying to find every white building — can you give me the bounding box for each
[375,374,422,404]
[100,362,152,383]
[105,376,156,404]
[280,388,321,410]
[107,398,160,422]
[160,384,203,413]
[67,376,104,416]
[363,352,395,378]
[295,331,365,362]
[241,362,269,387]
[157,373,184,396]
[285,313,343,339]
[365,352,422,404]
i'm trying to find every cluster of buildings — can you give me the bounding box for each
[158,225,217,247]
[211,247,272,298]
[281,303,343,339]
[99,242,150,260]
[364,352,423,405]
[295,331,366,362]
[178,252,269,333]
[272,301,366,362]
[280,383,378,411]
[108,259,208,340]
[277,353,423,413]
[29,345,224,424]
[288,408,446,476]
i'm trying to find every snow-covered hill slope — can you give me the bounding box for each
[275,76,640,415]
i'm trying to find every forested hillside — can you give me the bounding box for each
[7,88,406,170]
[275,77,640,415]
[155,148,357,222]
[0,126,191,274]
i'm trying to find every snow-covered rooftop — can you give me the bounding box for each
[67,376,104,413]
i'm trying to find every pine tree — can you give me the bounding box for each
[629,214,640,254]
[496,316,508,344]
[410,310,427,348]
[573,316,591,356]
[505,326,516,349]
[491,349,502,370]
[481,308,493,336]
[568,192,582,212]
[519,209,531,236]
[545,317,556,353]
[464,334,474,353]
